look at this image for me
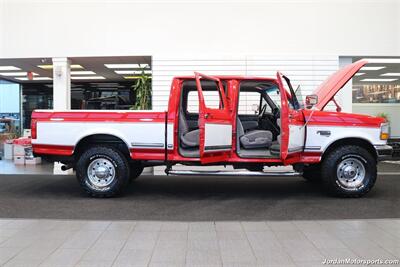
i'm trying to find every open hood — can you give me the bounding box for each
[313,60,368,110]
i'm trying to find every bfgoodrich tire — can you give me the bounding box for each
[76,146,130,197]
[321,145,377,198]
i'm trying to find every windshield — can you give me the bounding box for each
[262,85,281,108]
[281,75,300,110]
[294,85,305,109]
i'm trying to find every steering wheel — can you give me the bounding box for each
[258,104,267,120]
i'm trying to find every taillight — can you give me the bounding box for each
[31,119,37,139]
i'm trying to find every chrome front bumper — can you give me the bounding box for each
[374,144,393,161]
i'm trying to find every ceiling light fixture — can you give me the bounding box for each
[70,71,96,75]
[38,64,84,69]
[361,58,400,64]
[123,76,153,80]
[360,66,386,71]
[104,64,150,69]
[381,73,400,77]
[90,82,119,86]
[115,70,152,75]
[354,73,365,76]
[16,77,52,81]
[0,72,38,76]
[0,66,21,71]
[71,76,106,80]
[360,78,398,82]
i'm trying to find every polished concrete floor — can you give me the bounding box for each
[0,218,398,267]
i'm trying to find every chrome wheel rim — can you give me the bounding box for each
[87,158,115,188]
[336,158,365,189]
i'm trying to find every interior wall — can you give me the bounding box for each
[152,55,338,111]
[0,0,399,58]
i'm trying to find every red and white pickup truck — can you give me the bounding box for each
[31,60,392,198]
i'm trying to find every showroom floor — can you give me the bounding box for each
[0,162,399,266]
[0,218,398,267]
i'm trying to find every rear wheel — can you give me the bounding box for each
[321,145,376,197]
[76,146,130,197]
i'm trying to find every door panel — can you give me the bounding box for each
[276,72,305,162]
[195,72,233,164]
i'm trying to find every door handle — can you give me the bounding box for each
[317,130,331,137]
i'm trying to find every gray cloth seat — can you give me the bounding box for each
[270,119,281,155]
[179,110,200,148]
[237,119,273,149]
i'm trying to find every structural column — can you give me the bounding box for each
[52,57,71,110]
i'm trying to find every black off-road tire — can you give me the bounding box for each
[130,162,144,182]
[321,145,376,198]
[76,146,130,198]
[302,163,322,183]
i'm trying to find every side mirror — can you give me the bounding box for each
[305,95,318,109]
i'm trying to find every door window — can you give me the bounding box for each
[199,80,224,110]
[238,91,264,115]
[187,90,199,113]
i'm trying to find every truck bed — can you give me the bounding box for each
[31,110,173,159]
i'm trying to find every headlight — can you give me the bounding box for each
[380,122,389,140]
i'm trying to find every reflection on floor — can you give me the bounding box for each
[0,159,54,175]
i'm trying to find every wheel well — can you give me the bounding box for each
[74,134,131,159]
[322,138,377,161]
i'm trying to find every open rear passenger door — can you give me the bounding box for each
[195,72,233,164]
[276,72,306,163]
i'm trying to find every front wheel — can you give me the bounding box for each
[321,145,377,198]
[76,146,130,197]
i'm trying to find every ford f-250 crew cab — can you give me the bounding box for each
[31,60,392,198]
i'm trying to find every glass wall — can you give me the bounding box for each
[352,58,400,138]
[21,83,53,129]
[0,80,21,135]
[70,82,135,110]
[20,82,139,129]
[353,84,400,103]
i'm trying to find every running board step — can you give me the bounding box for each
[166,170,302,177]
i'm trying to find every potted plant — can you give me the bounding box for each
[130,68,152,110]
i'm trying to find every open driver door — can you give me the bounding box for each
[195,72,233,164]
